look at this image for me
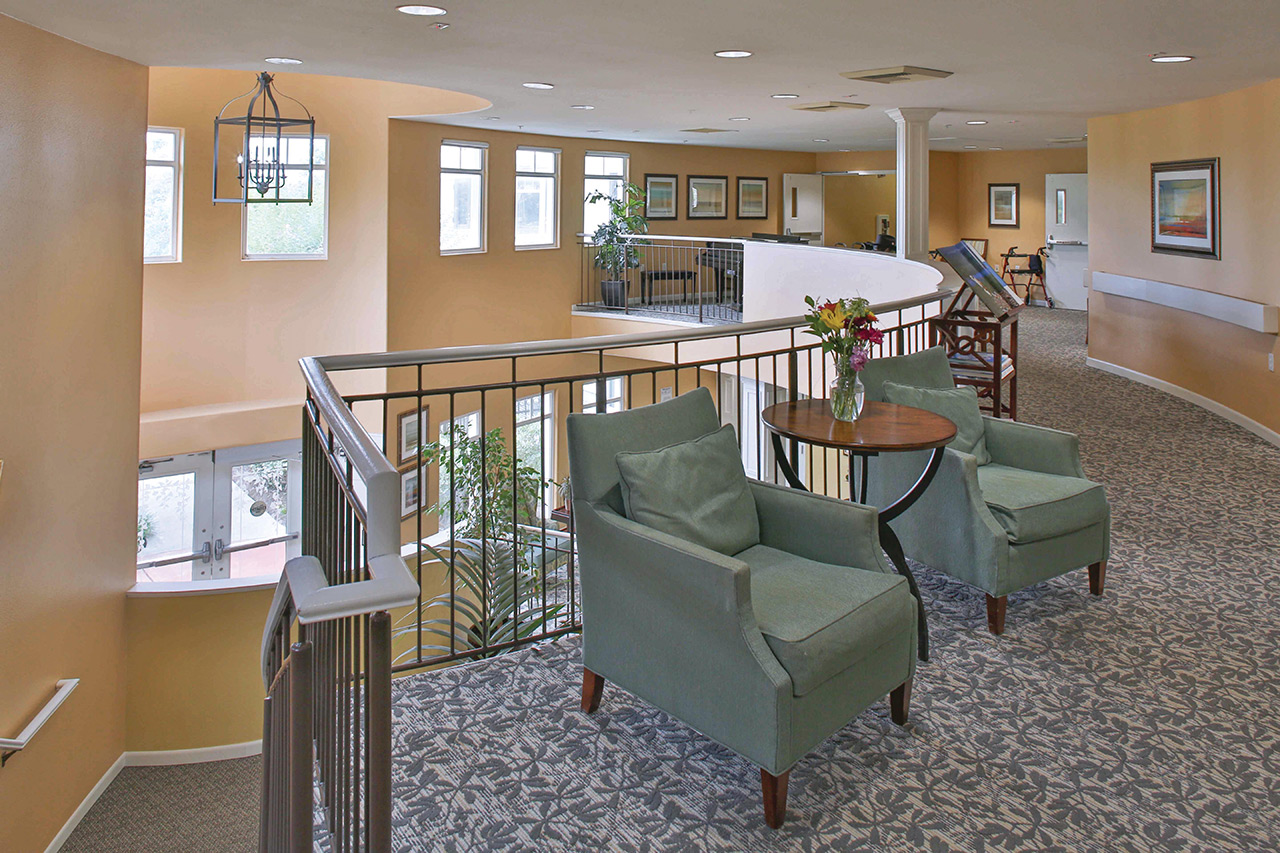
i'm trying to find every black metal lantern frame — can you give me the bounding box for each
[213,72,316,205]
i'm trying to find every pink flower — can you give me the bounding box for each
[849,348,869,372]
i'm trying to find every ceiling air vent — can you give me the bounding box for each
[680,127,736,134]
[840,65,953,84]
[790,101,869,112]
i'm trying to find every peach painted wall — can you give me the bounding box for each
[954,148,1089,264]
[1087,78,1280,434]
[387,121,818,354]
[0,15,147,852]
[814,150,961,249]
[823,173,897,247]
[139,68,487,457]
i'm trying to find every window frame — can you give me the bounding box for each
[514,146,561,251]
[581,376,625,414]
[144,126,184,264]
[240,134,331,262]
[582,150,630,238]
[440,140,489,256]
[515,390,557,510]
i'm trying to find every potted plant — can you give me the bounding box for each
[586,182,647,308]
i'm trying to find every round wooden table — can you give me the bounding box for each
[760,399,957,661]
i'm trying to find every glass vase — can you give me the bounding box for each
[830,365,866,422]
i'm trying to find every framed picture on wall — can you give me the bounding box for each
[400,464,426,519]
[688,175,728,219]
[397,406,429,466]
[1151,158,1220,259]
[875,214,892,238]
[736,177,768,219]
[644,174,678,220]
[988,183,1020,227]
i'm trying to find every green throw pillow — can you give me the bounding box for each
[882,381,992,465]
[615,424,760,555]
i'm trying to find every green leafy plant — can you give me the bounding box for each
[586,181,648,280]
[421,425,550,541]
[137,512,156,553]
[392,537,565,663]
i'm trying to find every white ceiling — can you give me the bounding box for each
[4,0,1278,151]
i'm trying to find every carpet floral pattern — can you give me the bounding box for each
[383,308,1280,852]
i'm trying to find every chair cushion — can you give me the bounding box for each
[976,463,1108,544]
[735,544,914,697]
[882,382,992,465]
[616,424,759,555]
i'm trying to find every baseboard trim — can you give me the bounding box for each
[46,741,262,851]
[1086,356,1280,448]
[45,754,125,853]
[125,739,263,767]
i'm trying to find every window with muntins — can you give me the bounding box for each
[583,152,629,238]
[242,135,329,260]
[582,377,625,414]
[515,147,559,249]
[144,127,182,263]
[441,142,487,253]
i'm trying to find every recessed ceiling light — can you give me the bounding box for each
[522,81,554,90]
[963,145,978,149]
[571,104,594,110]
[264,57,302,65]
[485,116,501,121]
[715,50,752,59]
[966,120,988,125]
[813,138,829,143]
[771,93,799,99]
[729,116,751,121]
[397,4,447,15]
[990,147,1003,150]
[838,149,851,152]
[1150,54,1194,63]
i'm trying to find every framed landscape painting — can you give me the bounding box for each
[400,465,426,519]
[736,177,768,219]
[1152,158,1220,259]
[988,183,1020,228]
[688,175,728,219]
[397,406,429,466]
[644,174,678,220]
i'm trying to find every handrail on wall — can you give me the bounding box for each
[0,678,79,767]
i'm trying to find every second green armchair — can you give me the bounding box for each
[860,346,1110,634]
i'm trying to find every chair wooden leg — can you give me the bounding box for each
[761,769,789,829]
[890,678,912,726]
[581,667,604,713]
[985,594,1007,635]
[1088,560,1107,596]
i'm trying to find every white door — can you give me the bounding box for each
[783,173,824,241]
[1044,173,1089,311]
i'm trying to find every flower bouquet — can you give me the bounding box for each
[803,295,883,421]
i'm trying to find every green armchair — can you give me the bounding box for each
[860,347,1110,634]
[566,388,917,828]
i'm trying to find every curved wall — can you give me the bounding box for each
[1087,78,1280,440]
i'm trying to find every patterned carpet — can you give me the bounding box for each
[62,759,260,852]
[386,308,1280,852]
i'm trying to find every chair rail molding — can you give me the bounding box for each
[1092,271,1279,334]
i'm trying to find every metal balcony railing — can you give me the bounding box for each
[578,236,746,324]
[261,287,949,850]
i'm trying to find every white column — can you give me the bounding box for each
[886,107,939,260]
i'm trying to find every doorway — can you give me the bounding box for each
[822,172,896,249]
[1044,173,1089,311]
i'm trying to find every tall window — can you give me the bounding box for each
[582,377,624,414]
[436,411,481,530]
[515,391,556,508]
[515,147,559,249]
[583,152,629,237]
[441,141,487,254]
[243,136,329,260]
[144,127,182,263]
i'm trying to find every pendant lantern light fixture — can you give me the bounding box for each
[212,71,316,204]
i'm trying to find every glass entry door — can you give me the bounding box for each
[136,440,302,583]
